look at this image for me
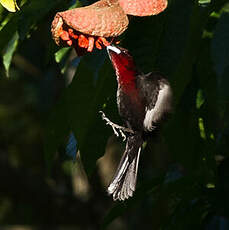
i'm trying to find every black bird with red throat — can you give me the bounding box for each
[101,45,173,201]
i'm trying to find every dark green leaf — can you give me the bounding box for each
[18,0,62,40]
[3,31,19,77]
[0,15,18,52]
[101,176,164,230]
[66,52,116,175]
[44,93,70,174]
[211,12,229,77]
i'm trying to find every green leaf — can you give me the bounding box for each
[3,31,19,77]
[211,12,229,77]
[196,89,205,109]
[123,11,167,73]
[218,65,229,101]
[199,0,211,4]
[68,0,81,9]
[101,176,164,230]
[18,0,62,40]
[0,0,20,12]
[55,47,71,63]
[0,15,18,52]
[211,0,229,12]
[66,53,116,175]
[156,1,211,172]
[17,0,81,41]
[156,0,194,78]
[54,47,71,74]
[44,93,70,175]
[45,51,117,176]
[167,2,210,104]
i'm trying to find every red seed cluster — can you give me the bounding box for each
[55,24,112,55]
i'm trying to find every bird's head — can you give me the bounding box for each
[107,45,137,77]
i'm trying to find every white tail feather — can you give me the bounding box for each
[107,135,143,201]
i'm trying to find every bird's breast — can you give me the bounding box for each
[117,85,145,131]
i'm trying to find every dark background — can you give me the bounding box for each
[0,0,229,229]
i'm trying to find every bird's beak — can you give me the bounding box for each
[106,45,121,54]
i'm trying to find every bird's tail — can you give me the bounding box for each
[107,134,143,201]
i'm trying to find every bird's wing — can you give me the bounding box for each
[138,72,173,132]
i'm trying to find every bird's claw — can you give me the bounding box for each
[119,129,127,141]
[99,111,133,141]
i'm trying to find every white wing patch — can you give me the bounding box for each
[143,83,172,131]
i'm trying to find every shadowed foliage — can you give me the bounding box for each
[0,0,229,229]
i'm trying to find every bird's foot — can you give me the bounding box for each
[99,111,134,141]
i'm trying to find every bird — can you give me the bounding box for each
[100,45,173,201]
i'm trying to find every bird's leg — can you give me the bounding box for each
[99,111,134,141]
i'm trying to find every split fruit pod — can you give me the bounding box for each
[51,0,129,46]
[118,0,168,16]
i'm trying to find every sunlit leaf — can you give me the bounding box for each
[198,117,206,139]
[3,31,19,77]
[54,47,72,74]
[69,0,81,9]
[55,47,71,63]
[0,15,18,52]
[196,89,205,109]
[0,0,19,12]
[199,0,211,3]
